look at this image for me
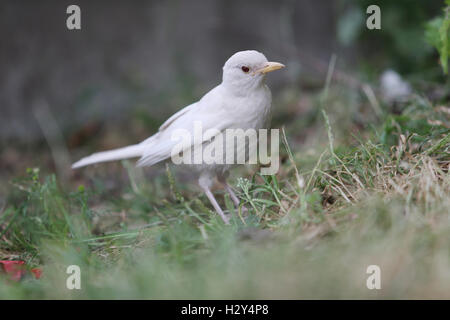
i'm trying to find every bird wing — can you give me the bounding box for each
[139,102,198,147]
[158,102,197,132]
[136,85,233,167]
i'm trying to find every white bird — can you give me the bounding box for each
[72,50,285,224]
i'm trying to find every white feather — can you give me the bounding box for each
[71,144,144,169]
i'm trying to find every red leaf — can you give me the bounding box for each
[0,260,26,281]
[31,268,43,279]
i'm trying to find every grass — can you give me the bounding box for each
[0,77,449,299]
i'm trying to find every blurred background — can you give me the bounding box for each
[0,0,444,141]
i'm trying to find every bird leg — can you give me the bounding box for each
[224,183,241,208]
[202,186,230,225]
[218,175,248,213]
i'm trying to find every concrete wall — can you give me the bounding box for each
[0,0,337,143]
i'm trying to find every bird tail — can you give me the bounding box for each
[72,144,144,169]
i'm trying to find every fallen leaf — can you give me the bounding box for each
[31,268,43,279]
[0,260,43,281]
[0,260,26,281]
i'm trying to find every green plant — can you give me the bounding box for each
[425,1,450,74]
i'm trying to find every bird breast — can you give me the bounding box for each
[224,84,272,130]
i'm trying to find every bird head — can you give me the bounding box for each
[222,50,285,91]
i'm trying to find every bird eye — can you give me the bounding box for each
[241,66,250,73]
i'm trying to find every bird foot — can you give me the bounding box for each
[238,204,249,215]
[222,214,231,225]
